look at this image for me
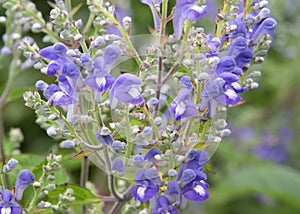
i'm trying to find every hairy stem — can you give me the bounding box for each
[109,185,133,214]
[103,146,123,201]
[80,156,89,214]
[28,169,46,212]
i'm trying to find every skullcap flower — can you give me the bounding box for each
[0,190,21,214]
[140,0,162,31]
[152,196,179,214]
[170,88,197,121]
[15,169,35,201]
[131,169,159,202]
[109,73,144,109]
[173,0,207,39]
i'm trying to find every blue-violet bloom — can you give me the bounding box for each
[109,73,144,108]
[170,87,197,121]
[0,190,21,214]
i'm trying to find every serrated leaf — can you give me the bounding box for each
[46,184,101,206]
[213,164,300,208]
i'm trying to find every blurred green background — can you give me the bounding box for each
[1,0,300,213]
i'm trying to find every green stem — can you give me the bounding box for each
[124,106,132,163]
[93,3,142,66]
[28,170,46,212]
[0,113,10,189]
[215,0,231,38]
[103,146,123,201]
[0,53,20,189]
[83,13,95,35]
[109,184,133,214]
[65,0,72,20]
[180,19,192,54]
[159,0,169,47]
[80,156,89,214]
[154,57,163,114]
[142,106,160,139]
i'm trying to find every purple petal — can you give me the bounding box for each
[218,72,239,84]
[15,169,35,201]
[53,42,68,57]
[39,46,59,60]
[184,5,207,21]
[251,18,277,42]
[1,190,13,202]
[182,180,210,202]
[144,148,161,162]
[216,56,236,74]
[61,62,80,78]
[131,183,159,202]
[103,45,121,65]
[47,63,60,76]
[234,49,253,68]
[111,157,126,174]
[44,84,61,99]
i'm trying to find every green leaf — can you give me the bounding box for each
[212,164,300,208]
[46,184,101,206]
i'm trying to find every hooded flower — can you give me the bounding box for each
[140,0,162,31]
[0,190,21,214]
[152,196,179,214]
[173,0,207,39]
[170,87,197,121]
[109,73,144,108]
[181,179,209,202]
[15,169,35,201]
[39,42,80,78]
[131,169,160,202]
[84,45,120,92]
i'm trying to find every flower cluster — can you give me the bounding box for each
[132,149,209,213]
[20,0,277,213]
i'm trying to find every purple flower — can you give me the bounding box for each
[177,150,209,180]
[40,43,80,78]
[144,147,161,162]
[140,0,162,31]
[170,88,197,121]
[109,73,144,108]
[0,190,21,214]
[165,180,180,203]
[15,169,35,201]
[84,45,121,93]
[131,169,160,202]
[45,75,77,106]
[103,45,122,65]
[173,0,207,39]
[152,196,179,214]
[39,42,68,60]
[3,158,18,173]
[181,179,209,202]
[111,157,126,176]
[180,76,193,89]
[95,129,114,145]
[251,17,277,42]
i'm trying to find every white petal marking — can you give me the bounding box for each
[137,186,146,199]
[194,185,206,196]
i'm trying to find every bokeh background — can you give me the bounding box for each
[1,0,300,213]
